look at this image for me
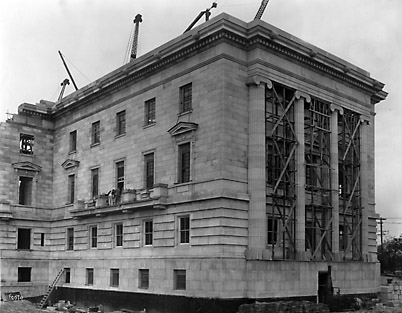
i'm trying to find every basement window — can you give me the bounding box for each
[18,267,31,282]
[138,269,149,289]
[18,176,33,206]
[86,268,94,286]
[65,268,71,283]
[174,269,186,290]
[17,228,31,250]
[110,269,119,287]
[20,134,34,155]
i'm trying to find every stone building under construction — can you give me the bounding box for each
[0,12,387,312]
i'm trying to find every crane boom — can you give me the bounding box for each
[254,0,270,20]
[184,2,217,33]
[58,51,78,91]
[130,14,142,61]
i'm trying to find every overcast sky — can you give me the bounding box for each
[1,0,401,238]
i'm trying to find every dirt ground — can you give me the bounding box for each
[2,300,402,313]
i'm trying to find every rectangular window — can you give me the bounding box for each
[178,143,191,183]
[17,228,31,250]
[179,83,192,113]
[138,269,149,289]
[86,268,94,286]
[69,130,77,152]
[92,121,100,145]
[339,224,348,251]
[18,267,31,282]
[68,174,75,204]
[66,228,74,251]
[115,223,123,247]
[91,168,99,198]
[90,226,98,248]
[65,268,71,283]
[179,216,190,244]
[40,233,45,246]
[116,110,126,136]
[18,176,33,206]
[144,220,153,246]
[144,153,154,189]
[267,217,278,245]
[20,134,34,155]
[116,161,125,192]
[174,269,186,290]
[145,98,156,125]
[110,269,119,287]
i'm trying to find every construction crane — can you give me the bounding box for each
[58,51,78,91]
[58,79,70,101]
[130,14,143,62]
[184,2,217,33]
[254,0,270,20]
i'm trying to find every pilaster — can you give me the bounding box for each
[246,76,271,254]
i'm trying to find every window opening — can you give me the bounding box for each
[145,98,156,125]
[69,131,77,153]
[20,134,34,155]
[139,269,149,289]
[86,268,94,285]
[90,226,98,248]
[178,143,190,183]
[68,174,75,204]
[19,176,33,205]
[66,228,74,250]
[65,268,71,283]
[179,216,190,244]
[40,233,45,246]
[116,111,126,136]
[174,269,186,290]
[115,223,123,247]
[92,121,100,145]
[265,82,297,259]
[144,220,153,246]
[116,161,125,193]
[91,168,99,198]
[304,98,333,260]
[17,228,31,250]
[110,269,119,287]
[267,217,278,245]
[179,83,192,113]
[338,108,362,260]
[144,153,154,189]
[18,267,31,282]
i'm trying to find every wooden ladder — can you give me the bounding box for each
[38,268,64,309]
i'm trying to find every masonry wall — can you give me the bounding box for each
[0,116,54,207]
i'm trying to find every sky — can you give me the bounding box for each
[0,0,401,238]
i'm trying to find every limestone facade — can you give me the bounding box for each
[0,13,387,302]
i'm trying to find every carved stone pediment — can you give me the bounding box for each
[62,159,80,170]
[167,122,198,137]
[12,161,41,172]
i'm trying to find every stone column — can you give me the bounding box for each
[360,117,370,258]
[294,91,309,256]
[330,105,341,256]
[246,76,271,257]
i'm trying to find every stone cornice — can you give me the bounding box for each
[49,13,386,118]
